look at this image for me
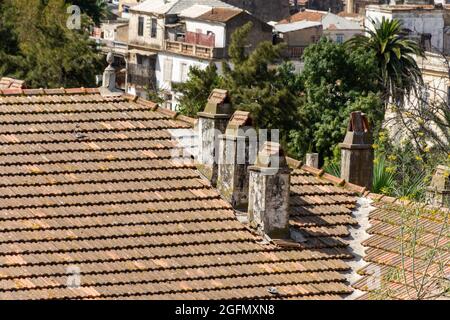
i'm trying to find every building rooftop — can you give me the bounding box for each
[131,0,233,15]
[278,10,361,31]
[0,88,360,299]
[0,77,25,90]
[274,20,322,33]
[196,7,242,22]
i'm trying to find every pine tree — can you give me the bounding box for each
[173,63,221,117]
[0,0,103,88]
[222,22,299,144]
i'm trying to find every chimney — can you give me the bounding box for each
[217,111,256,210]
[426,165,450,207]
[100,52,122,97]
[339,111,373,190]
[347,0,354,14]
[248,142,291,239]
[305,153,319,168]
[197,89,232,186]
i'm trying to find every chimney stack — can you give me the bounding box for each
[339,111,373,190]
[305,153,319,168]
[248,142,291,239]
[197,89,232,186]
[217,111,256,210]
[100,52,122,97]
[347,0,354,14]
[426,165,450,207]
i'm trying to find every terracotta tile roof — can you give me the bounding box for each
[0,89,357,300]
[0,77,25,90]
[279,11,324,24]
[287,164,358,250]
[197,7,242,22]
[352,198,449,300]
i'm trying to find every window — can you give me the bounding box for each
[151,18,157,38]
[138,16,144,36]
[448,86,450,106]
[136,54,143,65]
[180,63,188,82]
[163,58,173,83]
[336,34,344,44]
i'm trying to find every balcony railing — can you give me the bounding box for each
[127,63,155,88]
[287,46,307,59]
[164,40,224,59]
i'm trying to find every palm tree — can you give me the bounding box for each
[346,17,425,107]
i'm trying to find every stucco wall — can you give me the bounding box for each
[283,25,323,47]
[185,20,226,48]
[366,8,445,51]
[225,12,273,54]
[128,12,165,49]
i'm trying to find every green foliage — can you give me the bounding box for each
[372,130,438,200]
[222,22,299,144]
[173,63,221,117]
[372,156,395,195]
[0,0,103,88]
[289,38,383,161]
[68,0,109,25]
[346,17,424,103]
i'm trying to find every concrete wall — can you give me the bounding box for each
[225,12,273,54]
[283,25,323,47]
[366,7,445,51]
[384,52,449,148]
[155,52,224,109]
[324,29,363,43]
[128,12,165,49]
[185,20,227,48]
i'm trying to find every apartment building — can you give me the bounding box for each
[126,0,272,109]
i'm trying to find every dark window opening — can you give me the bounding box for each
[138,16,144,36]
[151,18,157,38]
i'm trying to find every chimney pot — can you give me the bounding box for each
[100,52,122,97]
[248,142,291,239]
[339,111,373,190]
[426,165,450,207]
[197,89,233,186]
[217,111,255,210]
[305,153,319,168]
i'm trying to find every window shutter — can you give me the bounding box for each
[163,59,173,82]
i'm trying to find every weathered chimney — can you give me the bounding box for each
[100,52,122,97]
[305,153,319,168]
[197,89,232,186]
[347,0,354,14]
[248,142,291,239]
[426,165,450,207]
[217,111,256,210]
[339,111,373,190]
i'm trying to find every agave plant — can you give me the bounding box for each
[372,156,395,195]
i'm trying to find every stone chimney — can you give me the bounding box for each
[100,52,122,97]
[305,153,319,168]
[347,0,354,14]
[339,111,373,190]
[248,142,291,239]
[217,111,256,210]
[426,165,450,207]
[197,89,232,186]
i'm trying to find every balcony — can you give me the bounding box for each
[127,63,156,89]
[166,40,220,59]
[164,31,225,59]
